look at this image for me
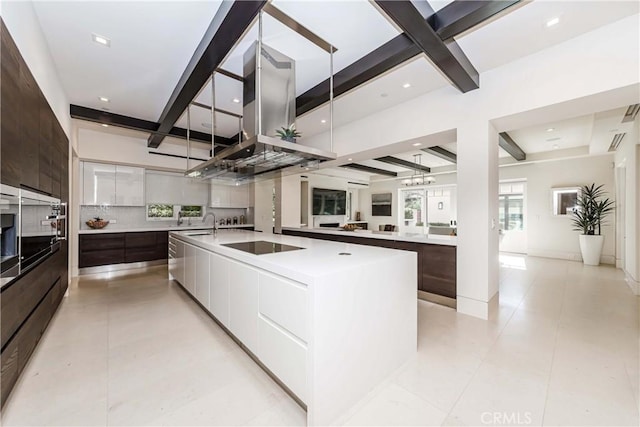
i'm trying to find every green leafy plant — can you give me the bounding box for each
[571,183,614,235]
[275,125,301,142]
[404,208,414,220]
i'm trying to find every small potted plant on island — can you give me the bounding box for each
[571,183,614,265]
[275,125,301,143]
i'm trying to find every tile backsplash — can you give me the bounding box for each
[80,206,250,231]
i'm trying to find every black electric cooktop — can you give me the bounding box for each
[221,240,305,255]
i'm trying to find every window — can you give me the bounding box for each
[146,204,204,221]
[180,205,203,218]
[147,204,174,219]
[499,194,524,231]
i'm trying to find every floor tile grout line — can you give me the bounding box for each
[539,265,569,426]
[440,265,537,425]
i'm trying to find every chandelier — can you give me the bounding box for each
[402,154,436,186]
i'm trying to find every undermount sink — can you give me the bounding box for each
[184,231,214,236]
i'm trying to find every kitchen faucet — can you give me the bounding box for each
[177,210,184,226]
[202,212,217,235]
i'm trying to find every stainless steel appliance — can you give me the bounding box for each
[1,185,20,283]
[19,189,63,271]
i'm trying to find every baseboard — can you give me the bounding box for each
[624,271,640,295]
[456,292,499,320]
[78,259,167,275]
[527,249,615,265]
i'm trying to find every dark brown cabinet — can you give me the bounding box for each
[1,19,68,197]
[79,231,170,268]
[282,229,457,301]
[0,19,69,408]
[1,21,22,187]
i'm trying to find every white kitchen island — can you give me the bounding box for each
[169,229,416,426]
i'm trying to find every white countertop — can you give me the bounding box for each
[170,229,416,285]
[78,224,254,234]
[282,227,457,246]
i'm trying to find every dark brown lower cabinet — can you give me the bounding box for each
[282,229,457,300]
[79,231,169,268]
[0,253,67,408]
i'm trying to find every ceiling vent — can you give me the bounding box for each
[622,104,640,123]
[608,133,625,152]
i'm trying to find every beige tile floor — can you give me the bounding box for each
[1,254,638,426]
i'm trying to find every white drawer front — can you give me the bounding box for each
[258,316,307,402]
[259,272,308,342]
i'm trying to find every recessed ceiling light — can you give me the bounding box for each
[101,124,109,128]
[412,142,422,147]
[232,98,240,103]
[348,158,353,161]
[546,128,554,132]
[552,144,559,149]
[321,119,327,124]
[546,17,560,27]
[402,83,411,89]
[91,33,111,47]
[99,96,109,103]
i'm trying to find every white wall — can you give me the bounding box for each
[362,174,458,231]
[1,1,70,136]
[500,154,617,264]
[77,127,210,171]
[254,179,274,233]
[615,116,639,292]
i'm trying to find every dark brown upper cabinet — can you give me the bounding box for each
[1,21,22,188]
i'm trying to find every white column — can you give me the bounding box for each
[254,179,274,234]
[456,120,500,319]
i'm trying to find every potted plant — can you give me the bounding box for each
[571,183,614,265]
[275,125,301,143]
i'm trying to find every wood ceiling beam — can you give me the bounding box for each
[498,132,526,161]
[296,35,420,116]
[148,0,266,148]
[428,0,521,41]
[70,105,236,146]
[296,1,520,116]
[373,0,478,93]
[340,163,397,177]
[421,146,457,163]
[375,156,431,173]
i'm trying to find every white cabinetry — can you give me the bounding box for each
[184,244,196,296]
[81,162,115,205]
[80,161,144,206]
[209,252,230,327]
[115,165,144,206]
[258,316,307,400]
[228,259,259,353]
[210,183,250,208]
[175,239,185,286]
[194,247,210,309]
[147,170,208,205]
[257,271,308,400]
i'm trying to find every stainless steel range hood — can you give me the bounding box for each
[185,133,335,181]
[186,38,336,183]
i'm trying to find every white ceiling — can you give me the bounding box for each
[32,0,639,159]
[32,1,223,122]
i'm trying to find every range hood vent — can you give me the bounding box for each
[186,134,335,182]
[186,30,336,182]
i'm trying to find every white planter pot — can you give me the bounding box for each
[579,234,604,266]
